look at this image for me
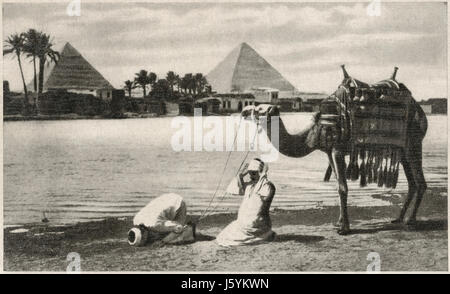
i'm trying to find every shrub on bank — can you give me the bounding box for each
[3,93,24,115]
[38,90,108,116]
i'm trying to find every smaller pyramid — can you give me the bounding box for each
[29,42,113,92]
[207,42,297,94]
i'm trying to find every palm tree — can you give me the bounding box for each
[182,73,194,94]
[134,70,151,98]
[151,79,170,100]
[194,73,208,94]
[23,29,40,93]
[124,80,135,98]
[149,72,157,91]
[3,33,29,111]
[36,33,59,94]
[180,75,187,93]
[166,71,176,93]
[200,77,209,94]
[189,73,197,95]
[175,74,181,92]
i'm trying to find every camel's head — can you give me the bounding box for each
[241,104,280,122]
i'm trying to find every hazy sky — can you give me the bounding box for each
[3,2,447,100]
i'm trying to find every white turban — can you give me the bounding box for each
[247,158,265,172]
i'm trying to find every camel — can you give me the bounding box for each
[241,66,428,235]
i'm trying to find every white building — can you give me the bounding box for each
[251,87,279,104]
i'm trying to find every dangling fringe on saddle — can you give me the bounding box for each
[345,146,401,188]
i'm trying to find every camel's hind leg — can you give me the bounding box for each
[406,142,427,224]
[393,142,427,225]
[392,153,416,223]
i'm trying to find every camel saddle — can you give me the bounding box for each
[318,79,413,150]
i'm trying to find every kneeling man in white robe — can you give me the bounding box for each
[216,158,276,246]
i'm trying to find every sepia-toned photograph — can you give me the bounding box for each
[2,1,448,273]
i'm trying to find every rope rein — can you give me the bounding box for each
[195,112,260,224]
[201,119,260,220]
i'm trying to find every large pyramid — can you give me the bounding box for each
[207,42,297,94]
[28,42,113,92]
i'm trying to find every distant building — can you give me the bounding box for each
[299,92,329,112]
[213,93,255,112]
[252,87,279,104]
[178,97,194,115]
[180,96,220,115]
[419,98,447,114]
[195,97,221,114]
[27,42,115,100]
[3,80,10,95]
[278,97,302,112]
[428,98,447,114]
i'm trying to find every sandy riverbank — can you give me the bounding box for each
[4,187,447,272]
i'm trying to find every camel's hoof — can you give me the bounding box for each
[405,218,418,227]
[337,228,350,235]
[391,218,403,224]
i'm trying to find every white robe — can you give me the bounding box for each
[217,175,275,246]
[133,193,186,232]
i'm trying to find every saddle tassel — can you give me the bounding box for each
[389,148,398,188]
[386,161,393,188]
[359,149,367,187]
[367,150,373,184]
[392,161,400,189]
[373,150,380,183]
[324,165,332,182]
[383,153,388,188]
[391,149,400,189]
[351,147,359,181]
[377,150,385,187]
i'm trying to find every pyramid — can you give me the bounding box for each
[207,42,297,94]
[28,42,113,92]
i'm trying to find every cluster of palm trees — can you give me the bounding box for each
[124,69,157,99]
[178,73,209,96]
[124,70,210,99]
[3,29,59,113]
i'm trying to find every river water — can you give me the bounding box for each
[3,113,447,225]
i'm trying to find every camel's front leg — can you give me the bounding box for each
[328,149,350,235]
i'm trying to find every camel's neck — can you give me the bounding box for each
[260,114,319,158]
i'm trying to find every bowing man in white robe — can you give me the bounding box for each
[128,193,194,246]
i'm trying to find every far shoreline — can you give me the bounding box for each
[3,112,447,122]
